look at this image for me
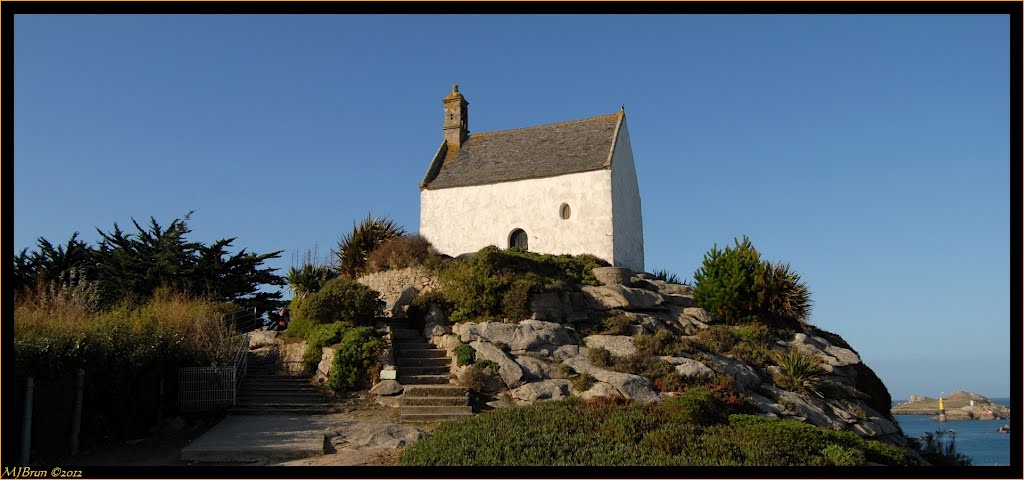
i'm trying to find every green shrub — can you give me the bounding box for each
[302,322,349,372]
[365,234,437,274]
[693,236,814,327]
[300,278,383,326]
[692,236,763,324]
[397,398,910,466]
[473,359,500,372]
[772,348,823,394]
[335,214,405,278]
[661,386,727,425]
[284,296,315,338]
[755,261,812,327]
[328,326,382,391]
[454,344,475,366]
[436,246,609,323]
[821,444,865,466]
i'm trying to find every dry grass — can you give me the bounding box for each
[14,285,239,375]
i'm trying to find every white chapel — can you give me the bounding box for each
[419,85,645,272]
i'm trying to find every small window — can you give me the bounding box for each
[559,203,571,220]
[509,229,528,250]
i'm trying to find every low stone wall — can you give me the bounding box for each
[357,266,438,317]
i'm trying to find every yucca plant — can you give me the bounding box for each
[287,263,336,298]
[755,261,812,326]
[335,214,406,278]
[651,269,683,284]
[773,347,822,394]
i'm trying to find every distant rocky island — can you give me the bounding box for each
[892,391,1010,420]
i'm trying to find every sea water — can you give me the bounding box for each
[892,397,1012,466]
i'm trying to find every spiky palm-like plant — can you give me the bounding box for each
[651,269,683,284]
[335,214,406,278]
[287,263,336,298]
[755,261,812,326]
[773,347,822,394]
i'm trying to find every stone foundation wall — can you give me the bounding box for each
[357,267,438,317]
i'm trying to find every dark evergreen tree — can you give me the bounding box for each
[15,213,285,318]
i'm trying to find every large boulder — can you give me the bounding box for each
[278,340,308,376]
[563,352,659,404]
[578,381,624,400]
[511,379,571,405]
[583,335,638,358]
[581,285,665,311]
[249,330,279,349]
[528,291,591,323]
[681,307,714,325]
[515,355,565,381]
[671,358,716,379]
[370,379,403,396]
[469,341,524,388]
[705,354,762,391]
[661,294,697,307]
[453,320,576,352]
[785,333,861,367]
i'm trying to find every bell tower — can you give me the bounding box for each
[443,84,469,148]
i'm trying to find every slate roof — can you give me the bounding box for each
[421,112,622,189]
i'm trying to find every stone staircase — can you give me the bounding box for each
[391,319,473,422]
[229,351,337,415]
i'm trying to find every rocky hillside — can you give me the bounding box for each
[892,391,1010,420]
[370,268,906,446]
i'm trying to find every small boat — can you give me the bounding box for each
[997,424,1010,433]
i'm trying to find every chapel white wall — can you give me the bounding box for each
[420,169,615,263]
[609,118,645,272]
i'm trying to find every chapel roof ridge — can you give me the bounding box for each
[469,110,623,139]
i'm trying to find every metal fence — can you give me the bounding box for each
[222,306,262,333]
[178,332,249,412]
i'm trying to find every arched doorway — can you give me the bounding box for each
[509,229,528,250]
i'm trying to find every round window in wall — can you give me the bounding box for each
[559,203,571,220]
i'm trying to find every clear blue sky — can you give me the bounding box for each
[13,14,1010,399]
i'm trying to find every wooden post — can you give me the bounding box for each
[69,369,85,455]
[21,376,34,464]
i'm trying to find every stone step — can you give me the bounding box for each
[238,392,324,399]
[238,384,323,391]
[393,340,432,348]
[396,349,447,359]
[399,366,449,376]
[404,385,469,397]
[397,357,451,368]
[243,375,313,382]
[398,375,451,385]
[391,329,421,339]
[402,396,469,407]
[401,405,473,415]
[400,412,475,422]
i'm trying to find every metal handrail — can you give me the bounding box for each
[221,306,261,333]
[231,332,250,406]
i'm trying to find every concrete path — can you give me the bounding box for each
[179,413,430,464]
[180,414,338,463]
